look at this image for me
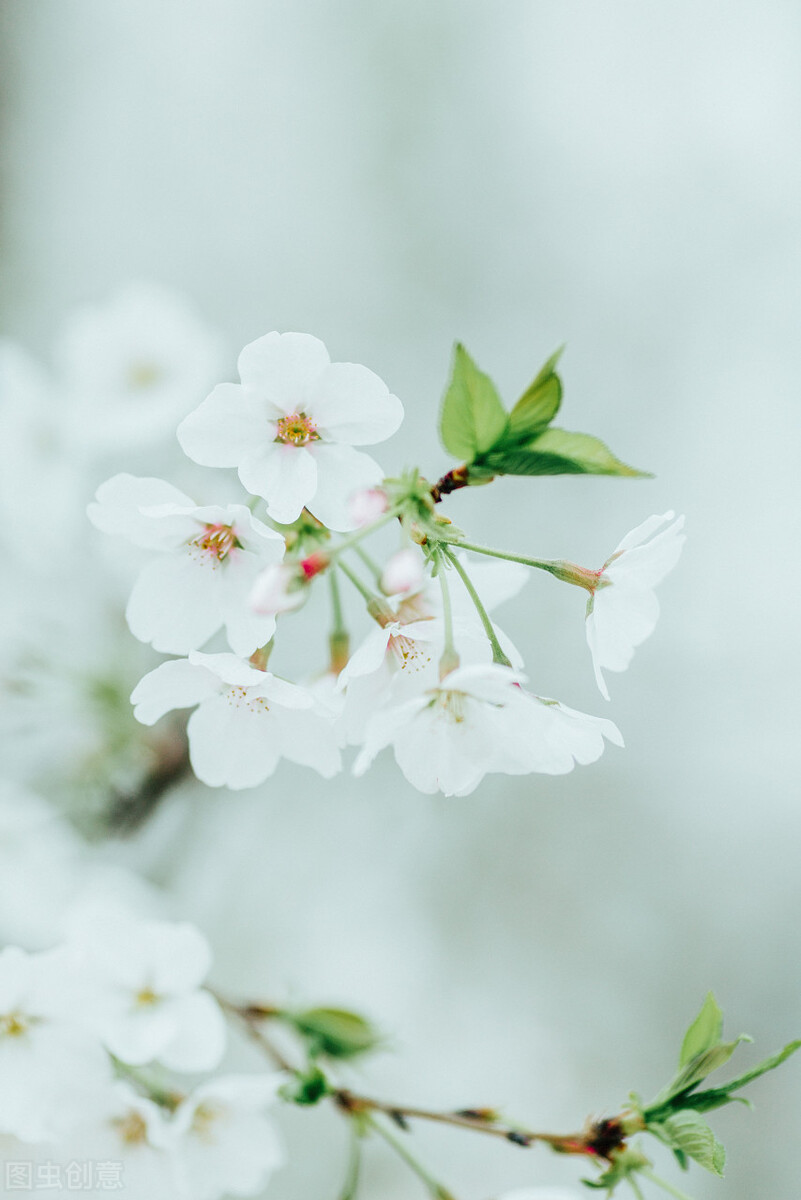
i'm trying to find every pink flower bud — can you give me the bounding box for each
[300,551,330,579]
[348,488,388,528]
[249,563,306,615]
[380,548,425,596]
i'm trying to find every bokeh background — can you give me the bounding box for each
[2,2,800,1196]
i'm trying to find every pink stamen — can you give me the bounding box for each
[192,524,238,561]
[275,412,319,447]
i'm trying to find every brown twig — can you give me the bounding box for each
[216,995,628,1162]
[430,465,475,504]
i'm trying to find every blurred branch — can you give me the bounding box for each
[104,730,191,835]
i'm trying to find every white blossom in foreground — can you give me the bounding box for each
[585,512,685,700]
[353,663,620,796]
[64,1081,176,1200]
[165,1074,284,1200]
[132,652,342,789]
[88,474,285,655]
[177,331,403,529]
[0,946,111,1141]
[55,282,225,450]
[70,915,226,1072]
[338,556,527,744]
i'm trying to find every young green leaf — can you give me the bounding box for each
[439,344,509,463]
[506,347,564,442]
[679,993,724,1068]
[483,427,649,478]
[648,1037,752,1112]
[288,1007,380,1060]
[679,1040,801,1114]
[657,1111,725,1177]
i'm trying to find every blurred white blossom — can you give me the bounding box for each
[68,914,226,1071]
[55,282,225,452]
[165,1074,284,1200]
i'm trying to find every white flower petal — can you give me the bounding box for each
[88,474,197,550]
[126,554,226,654]
[131,659,220,725]
[177,382,266,467]
[305,443,383,531]
[268,708,342,777]
[239,443,317,523]
[187,696,281,789]
[187,650,270,687]
[337,626,393,689]
[158,991,227,1072]
[237,331,330,409]
[308,361,403,445]
[220,553,278,656]
[612,510,675,555]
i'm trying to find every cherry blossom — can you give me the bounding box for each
[177,331,403,529]
[55,282,225,450]
[68,914,226,1072]
[338,556,527,743]
[88,473,284,655]
[0,946,111,1141]
[584,512,685,700]
[164,1074,285,1200]
[353,663,620,796]
[64,1080,175,1200]
[131,652,342,789]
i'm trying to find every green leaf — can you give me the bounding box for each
[681,1040,801,1114]
[439,344,509,462]
[506,347,564,441]
[279,1065,330,1106]
[482,428,649,478]
[648,1037,752,1112]
[657,1110,725,1177]
[288,1007,380,1060]
[679,993,724,1068]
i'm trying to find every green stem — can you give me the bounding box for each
[329,507,400,560]
[364,1114,456,1200]
[328,570,350,673]
[354,543,383,585]
[434,540,565,580]
[337,1123,363,1200]
[337,561,394,624]
[628,1177,647,1200]
[329,570,346,637]
[442,548,512,668]
[436,553,459,678]
[640,1168,696,1200]
[337,560,379,606]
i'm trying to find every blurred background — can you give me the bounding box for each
[1,1,800,1196]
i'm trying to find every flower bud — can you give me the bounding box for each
[249,563,307,615]
[348,487,388,528]
[380,548,425,596]
[300,551,330,579]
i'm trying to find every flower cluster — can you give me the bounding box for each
[88,328,685,797]
[0,913,282,1200]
